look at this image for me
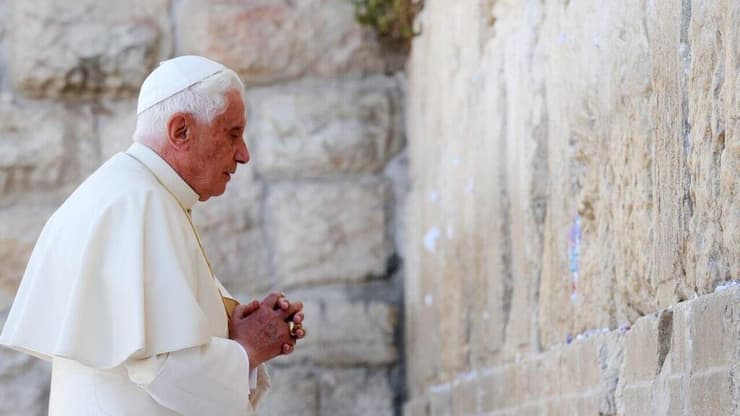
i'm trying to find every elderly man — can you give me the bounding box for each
[0,56,304,415]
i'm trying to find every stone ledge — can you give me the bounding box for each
[403,286,740,416]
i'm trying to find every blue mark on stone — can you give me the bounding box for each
[568,214,581,302]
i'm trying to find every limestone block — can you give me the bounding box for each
[490,0,548,362]
[403,396,429,416]
[178,0,384,85]
[519,360,546,406]
[427,385,452,416]
[688,371,733,416]
[247,76,403,179]
[319,368,394,416]
[266,179,391,288]
[0,347,50,416]
[616,310,672,415]
[405,1,496,385]
[451,376,478,415]
[0,99,98,198]
[0,0,5,40]
[0,312,51,416]
[6,0,171,98]
[255,366,318,416]
[644,0,694,306]
[557,339,604,395]
[468,33,513,370]
[688,287,739,371]
[0,0,6,78]
[192,166,272,295]
[478,369,504,412]
[539,0,658,344]
[544,397,580,416]
[97,100,137,160]
[668,301,691,375]
[0,201,60,310]
[281,299,398,366]
[685,0,740,291]
[620,313,661,384]
[404,266,443,398]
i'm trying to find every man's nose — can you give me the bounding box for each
[236,136,250,164]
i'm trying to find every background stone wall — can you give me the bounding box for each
[403,0,738,415]
[0,1,407,415]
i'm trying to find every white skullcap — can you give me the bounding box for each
[136,55,226,115]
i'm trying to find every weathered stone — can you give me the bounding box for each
[645,0,693,307]
[280,299,398,366]
[6,0,171,98]
[178,0,385,85]
[688,287,738,371]
[478,369,503,412]
[0,0,7,91]
[685,0,740,291]
[192,166,272,295]
[383,148,410,259]
[266,179,391,288]
[451,375,478,415]
[688,371,733,416]
[403,395,429,416]
[405,1,497,388]
[247,76,403,179]
[255,366,318,416]
[0,200,60,310]
[0,99,98,199]
[620,313,661,384]
[405,0,740,410]
[0,312,51,416]
[427,384,452,416]
[97,100,137,160]
[468,23,514,371]
[319,368,394,416]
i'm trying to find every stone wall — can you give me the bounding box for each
[404,0,738,415]
[0,1,406,415]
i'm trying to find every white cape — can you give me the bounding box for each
[0,145,229,368]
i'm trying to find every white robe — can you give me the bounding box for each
[0,143,269,415]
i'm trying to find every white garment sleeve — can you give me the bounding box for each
[126,337,266,416]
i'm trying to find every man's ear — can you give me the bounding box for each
[166,112,192,150]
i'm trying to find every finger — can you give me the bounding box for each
[240,299,260,318]
[260,292,284,309]
[281,301,303,320]
[292,312,304,324]
[277,296,290,311]
[282,343,294,354]
[294,328,305,339]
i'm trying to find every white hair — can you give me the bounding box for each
[133,69,245,142]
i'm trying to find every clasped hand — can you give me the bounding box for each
[228,293,305,371]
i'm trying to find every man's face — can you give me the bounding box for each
[187,90,249,201]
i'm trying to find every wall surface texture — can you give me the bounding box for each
[404,0,738,415]
[0,1,407,415]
